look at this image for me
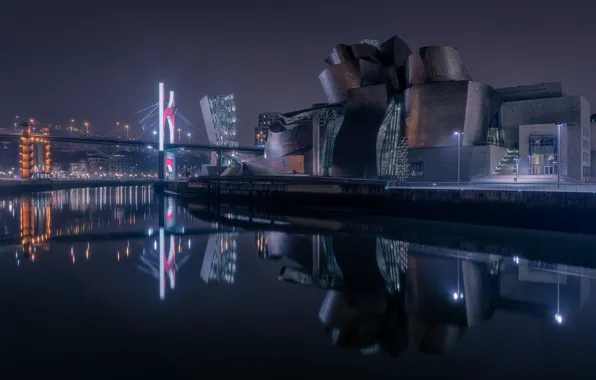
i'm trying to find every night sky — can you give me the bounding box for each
[1,0,595,145]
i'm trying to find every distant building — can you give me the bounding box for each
[255,112,278,148]
[200,94,238,166]
[258,112,278,128]
[254,127,269,147]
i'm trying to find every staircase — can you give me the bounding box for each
[492,148,519,176]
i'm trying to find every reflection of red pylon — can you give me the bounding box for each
[160,235,177,299]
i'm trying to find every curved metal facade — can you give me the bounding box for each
[332,85,390,178]
[319,62,362,104]
[264,122,312,160]
[237,36,501,180]
[405,46,471,88]
[404,81,495,148]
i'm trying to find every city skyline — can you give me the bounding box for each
[1,0,595,146]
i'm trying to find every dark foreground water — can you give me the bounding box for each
[2,186,596,377]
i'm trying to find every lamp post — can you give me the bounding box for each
[557,123,562,188]
[178,128,181,143]
[153,130,157,143]
[454,131,463,185]
[514,156,519,182]
[125,124,129,140]
[554,268,563,324]
[187,132,191,144]
[452,252,463,301]
[84,122,89,135]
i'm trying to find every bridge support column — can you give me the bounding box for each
[158,151,165,181]
[216,149,222,175]
[312,113,320,176]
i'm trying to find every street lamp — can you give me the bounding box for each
[452,252,464,301]
[84,122,89,135]
[453,131,463,185]
[556,123,562,188]
[153,130,157,142]
[187,132,191,144]
[125,124,129,139]
[178,128,181,143]
[554,268,563,325]
[514,156,519,182]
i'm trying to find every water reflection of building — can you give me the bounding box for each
[200,232,239,284]
[19,195,52,260]
[261,232,593,357]
[11,187,154,262]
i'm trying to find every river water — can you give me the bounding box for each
[1,186,596,377]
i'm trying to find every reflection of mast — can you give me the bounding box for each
[159,230,177,300]
[200,232,238,284]
[138,227,190,300]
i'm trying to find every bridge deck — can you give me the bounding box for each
[0,133,263,153]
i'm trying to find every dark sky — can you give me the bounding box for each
[1,0,595,145]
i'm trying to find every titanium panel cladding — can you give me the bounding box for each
[325,43,353,66]
[378,35,412,68]
[319,63,362,104]
[405,46,472,88]
[264,122,312,160]
[404,81,493,148]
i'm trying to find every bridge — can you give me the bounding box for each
[0,133,263,153]
[9,82,264,182]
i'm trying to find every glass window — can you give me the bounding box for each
[529,135,557,156]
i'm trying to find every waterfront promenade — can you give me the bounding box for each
[388,181,596,193]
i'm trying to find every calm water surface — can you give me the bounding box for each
[1,186,596,377]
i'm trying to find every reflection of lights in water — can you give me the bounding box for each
[188,238,191,250]
[138,229,190,301]
[117,251,120,262]
[201,233,238,284]
[126,241,130,257]
[376,238,407,293]
[86,243,90,260]
[451,253,465,302]
[555,269,563,325]
[360,343,380,355]
[452,292,464,301]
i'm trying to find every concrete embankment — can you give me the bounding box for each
[161,178,596,234]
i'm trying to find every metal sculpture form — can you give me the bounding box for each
[158,82,176,181]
